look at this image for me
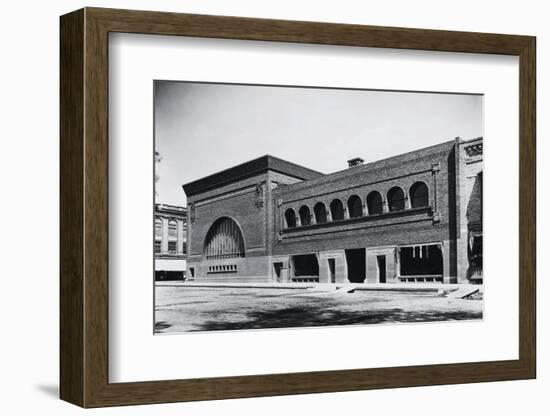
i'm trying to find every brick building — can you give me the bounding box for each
[183,137,482,284]
[154,203,187,280]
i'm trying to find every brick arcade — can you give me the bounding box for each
[183,137,483,285]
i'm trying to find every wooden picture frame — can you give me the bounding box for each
[60,7,536,408]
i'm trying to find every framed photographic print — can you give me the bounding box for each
[60,7,536,408]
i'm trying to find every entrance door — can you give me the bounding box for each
[328,258,336,283]
[377,255,386,283]
[345,248,366,283]
[273,262,283,282]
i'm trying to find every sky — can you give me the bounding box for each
[154,81,482,207]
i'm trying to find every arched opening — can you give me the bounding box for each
[347,195,363,218]
[299,205,311,226]
[284,208,296,228]
[366,191,383,215]
[204,217,245,260]
[313,202,327,224]
[409,182,429,208]
[387,187,405,212]
[330,199,344,221]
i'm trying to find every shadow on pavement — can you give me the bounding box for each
[191,306,482,332]
[154,321,172,333]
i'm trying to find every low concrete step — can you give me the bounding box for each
[448,287,480,299]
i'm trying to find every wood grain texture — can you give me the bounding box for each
[59,8,84,406]
[518,38,536,375]
[59,7,537,408]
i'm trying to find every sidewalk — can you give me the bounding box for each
[155,280,481,298]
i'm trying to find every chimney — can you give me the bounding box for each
[347,157,364,168]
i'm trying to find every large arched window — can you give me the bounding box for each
[299,205,311,226]
[387,187,405,212]
[284,208,296,228]
[347,195,363,218]
[204,217,245,259]
[330,199,344,221]
[366,191,383,215]
[409,182,429,208]
[313,202,327,224]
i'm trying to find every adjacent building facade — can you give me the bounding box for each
[154,203,187,280]
[183,137,483,284]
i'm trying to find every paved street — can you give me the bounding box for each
[154,284,483,333]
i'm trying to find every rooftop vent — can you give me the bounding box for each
[347,157,365,168]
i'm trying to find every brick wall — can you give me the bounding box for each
[273,140,458,257]
[185,138,481,283]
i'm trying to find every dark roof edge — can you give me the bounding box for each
[182,155,324,197]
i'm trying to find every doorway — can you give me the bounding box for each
[328,258,336,283]
[377,255,386,283]
[273,262,283,282]
[345,248,366,283]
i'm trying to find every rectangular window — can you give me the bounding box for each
[399,244,443,277]
[168,241,177,253]
[154,240,161,253]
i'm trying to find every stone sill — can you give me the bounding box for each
[155,254,187,259]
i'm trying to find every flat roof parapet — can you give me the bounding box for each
[182,155,324,197]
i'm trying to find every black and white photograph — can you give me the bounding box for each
[3,0,543,413]
[153,81,484,334]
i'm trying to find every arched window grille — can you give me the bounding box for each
[347,195,363,218]
[313,202,327,224]
[299,205,311,226]
[387,187,406,212]
[366,191,383,215]
[284,208,296,228]
[204,217,245,260]
[330,199,344,221]
[409,182,429,208]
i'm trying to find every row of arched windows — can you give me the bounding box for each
[284,181,429,228]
